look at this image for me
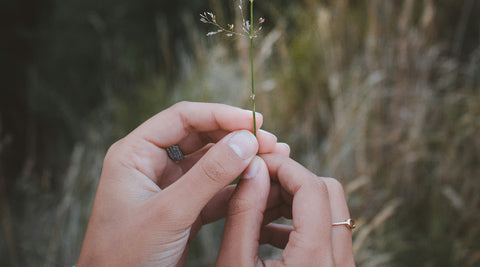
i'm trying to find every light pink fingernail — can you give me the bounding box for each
[228,130,258,160]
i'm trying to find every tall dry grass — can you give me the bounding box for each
[258,1,480,266]
[176,0,480,265]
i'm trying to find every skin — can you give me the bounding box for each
[78,101,354,266]
[217,155,355,267]
[78,102,289,266]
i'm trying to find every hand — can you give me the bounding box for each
[77,102,290,266]
[217,154,355,266]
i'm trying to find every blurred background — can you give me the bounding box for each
[1,0,479,266]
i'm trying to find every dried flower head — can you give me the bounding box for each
[200,0,264,39]
[200,0,263,137]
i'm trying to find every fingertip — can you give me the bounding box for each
[258,129,277,142]
[275,142,291,156]
[228,130,259,160]
[241,156,269,182]
[242,156,261,179]
[257,129,278,154]
[236,157,270,201]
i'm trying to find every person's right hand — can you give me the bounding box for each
[77,102,289,267]
[217,154,355,266]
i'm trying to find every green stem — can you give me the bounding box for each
[249,0,256,137]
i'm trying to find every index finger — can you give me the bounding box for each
[261,154,334,265]
[128,101,263,147]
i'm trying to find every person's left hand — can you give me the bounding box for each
[77,102,289,266]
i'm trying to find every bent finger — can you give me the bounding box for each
[156,130,258,224]
[111,102,263,186]
[129,101,263,148]
[261,154,334,265]
[177,127,278,156]
[158,144,213,189]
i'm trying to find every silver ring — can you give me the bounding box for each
[332,219,356,230]
[166,145,184,162]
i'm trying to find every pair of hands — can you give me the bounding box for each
[78,102,354,266]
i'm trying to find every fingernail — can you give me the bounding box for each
[242,157,260,179]
[228,130,258,160]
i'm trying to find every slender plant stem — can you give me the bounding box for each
[249,0,257,137]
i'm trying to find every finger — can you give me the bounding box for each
[158,144,213,189]
[159,140,286,189]
[108,102,263,186]
[259,223,293,249]
[257,129,277,154]
[129,102,263,148]
[322,177,355,266]
[177,127,278,156]
[174,129,228,155]
[273,142,290,156]
[217,157,270,266]
[122,102,262,184]
[179,144,213,173]
[156,130,258,224]
[261,154,334,266]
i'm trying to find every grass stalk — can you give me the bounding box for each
[200,0,261,137]
[249,0,257,137]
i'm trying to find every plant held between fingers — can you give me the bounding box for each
[200,0,264,137]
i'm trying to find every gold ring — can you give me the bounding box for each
[332,219,356,230]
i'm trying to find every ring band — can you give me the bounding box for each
[166,145,185,162]
[332,219,356,230]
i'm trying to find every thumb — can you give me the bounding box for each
[216,156,270,266]
[159,130,258,223]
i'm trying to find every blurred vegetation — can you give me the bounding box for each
[1,0,479,266]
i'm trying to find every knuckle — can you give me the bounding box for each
[322,177,346,196]
[313,177,329,195]
[172,101,191,111]
[104,139,125,163]
[200,158,229,185]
